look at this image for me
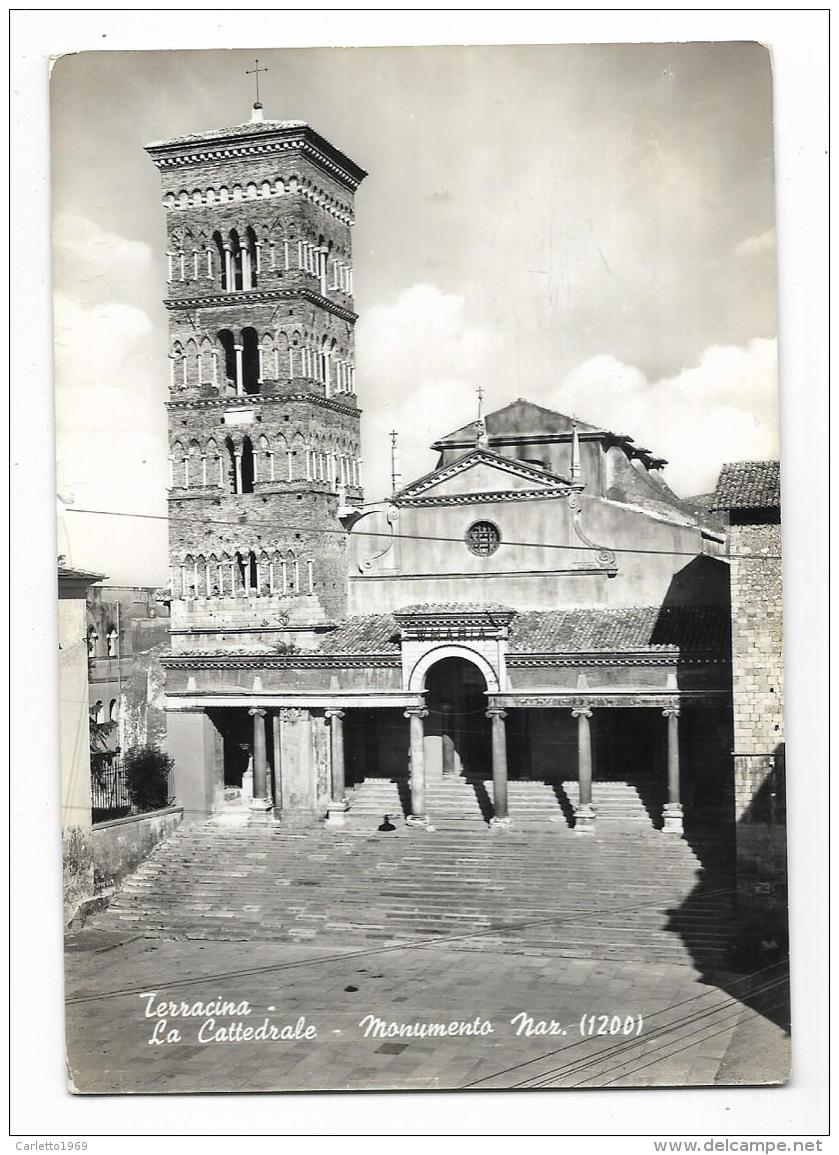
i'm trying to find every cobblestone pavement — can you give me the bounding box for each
[64,932,790,1094]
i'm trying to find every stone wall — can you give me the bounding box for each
[92,806,183,892]
[59,593,95,925]
[729,522,784,771]
[728,520,786,914]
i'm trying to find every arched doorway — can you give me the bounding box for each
[424,656,490,779]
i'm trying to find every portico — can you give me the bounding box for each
[163,597,731,836]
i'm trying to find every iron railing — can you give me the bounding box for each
[90,757,175,824]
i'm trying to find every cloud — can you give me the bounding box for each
[53,289,168,581]
[559,338,779,494]
[734,229,776,258]
[53,211,154,304]
[356,282,779,501]
[356,284,501,497]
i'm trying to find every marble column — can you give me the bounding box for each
[572,705,596,833]
[486,706,511,829]
[272,711,283,812]
[662,706,684,835]
[404,706,430,827]
[247,707,273,823]
[325,709,349,825]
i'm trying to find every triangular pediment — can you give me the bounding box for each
[395,449,570,501]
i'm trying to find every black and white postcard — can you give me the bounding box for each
[37,31,814,1123]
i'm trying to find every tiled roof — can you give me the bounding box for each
[316,605,729,656]
[711,461,780,511]
[146,119,308,149]
[316,614,401,654]
[508,605,730,653]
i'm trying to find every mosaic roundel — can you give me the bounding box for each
[465,520,501,557]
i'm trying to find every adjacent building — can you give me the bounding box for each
[711,461,785,912]
[58,564,105,924]
[87,585,171,755]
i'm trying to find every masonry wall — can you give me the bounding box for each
[92,806,183,891]
[59,593,94,925]
[729,520,786,914]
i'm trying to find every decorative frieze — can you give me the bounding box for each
[164,286,358,323]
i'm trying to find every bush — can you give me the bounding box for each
[124,744,174,812]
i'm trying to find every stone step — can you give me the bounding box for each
[95,818,738,968]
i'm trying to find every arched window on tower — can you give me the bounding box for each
[235,550,246,595]
[213,231,227,291]
[228,229,243,290]
[171,441,185,488]
[258,433,274,481]
[239,550,257,593]
[186,440,201,487]
[206,437,221,488]
[225,436,239,494]
[244,227,258,288]
[240,436,255,494]
[241,327,260,394]
[170,341,186,390]
[260,333,274,383]
[286,550,299,596]
[216,330,237,394]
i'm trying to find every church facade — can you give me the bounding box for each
[150,108,734,838]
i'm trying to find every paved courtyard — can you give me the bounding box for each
[65,929,789,1094]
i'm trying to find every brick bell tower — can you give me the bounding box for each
[146,103,366,652]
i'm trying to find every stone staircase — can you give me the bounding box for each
[97,818,737,969]
[346,775,665,831]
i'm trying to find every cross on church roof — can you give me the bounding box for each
[246,58,268,108]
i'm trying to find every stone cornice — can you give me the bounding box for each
[164,286,358,323]
[165,392,360,418]
[161,652,400,670]
[506,651,730,668]
[146,127,367,191]
[395,488,571,508]
[394,447,571,502]
[349,567,612,582]
[490,690,726,709]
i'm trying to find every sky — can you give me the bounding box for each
[51,43,779,585]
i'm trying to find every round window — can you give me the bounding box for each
[466,520,501,557]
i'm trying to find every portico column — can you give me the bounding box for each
[486,707,511,829]
[572,705,596,833]
[272,710,283,812]
[325,709,349,825]
[247,707,273,822]
[662,706,684,836]
[404,707,430,828]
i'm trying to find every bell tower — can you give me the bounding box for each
[146,104,366,650]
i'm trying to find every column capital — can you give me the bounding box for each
[571,705,593,719]
[324,707,346,721]
[248,706,267,718]
[404,706,429,720]
[662,705,681,718]
[485,706,507,721]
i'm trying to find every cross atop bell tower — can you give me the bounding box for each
[245,58,268,121]
[146,113,367,648]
